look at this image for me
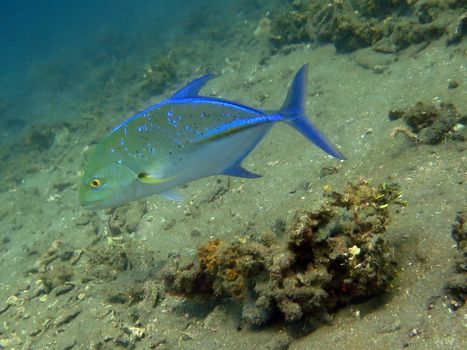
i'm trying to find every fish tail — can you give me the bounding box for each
[279,64,345,160]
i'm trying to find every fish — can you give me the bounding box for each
[79,64,345,210]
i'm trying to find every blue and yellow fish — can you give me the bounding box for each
[79,64,345,210]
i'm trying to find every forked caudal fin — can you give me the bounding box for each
[279,64,345,160]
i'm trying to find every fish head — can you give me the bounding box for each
[79,150,137,210]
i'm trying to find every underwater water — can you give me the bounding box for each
[0,1,466,349]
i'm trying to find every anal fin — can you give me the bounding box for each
[221,165,262,179]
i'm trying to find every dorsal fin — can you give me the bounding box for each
[171,74,215,99]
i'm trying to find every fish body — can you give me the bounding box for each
[79,65,344,209]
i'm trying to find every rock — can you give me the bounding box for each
[164,179,400,325]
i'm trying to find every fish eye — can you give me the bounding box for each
[89,178,103,189]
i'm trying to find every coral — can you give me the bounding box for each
[139,52,178,99]
[254,17,272,40]
[23,240,81,297]
[269,2,310,47]
[389,101,466,144]
[163,179,402,325]
[444,211,467,311]
[86,244,133,281]
[268,0,465,53]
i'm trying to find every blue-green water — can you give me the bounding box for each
[0,1,465,349]
[0,0,271,131]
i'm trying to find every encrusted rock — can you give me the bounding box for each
[163,179,401,325]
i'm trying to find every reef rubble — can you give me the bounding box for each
[444,211,467,311]
[389,101,466,144]
[163,179,403,325]
[267,0,466,53]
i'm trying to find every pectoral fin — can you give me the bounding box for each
[135,171,182,201]
[136,172,177,184]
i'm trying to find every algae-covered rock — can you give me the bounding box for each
[107,201,148,236]
[444,211,467,311]
[163,179,402,325]
[139,52,178,99]
[23,126,56,151]
[389,101,466,144]
[446,12,467,45]
[268,0,466,53]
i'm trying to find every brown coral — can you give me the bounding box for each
[444,211,467,310]
[268,0,465,53]
[163,179,402,325]
[389,101,466,144]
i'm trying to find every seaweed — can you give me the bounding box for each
[163,179,402,325]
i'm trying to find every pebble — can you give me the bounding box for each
[54,284,75,296]
[448,79,459,89]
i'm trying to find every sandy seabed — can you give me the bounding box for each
[0,30,466,350]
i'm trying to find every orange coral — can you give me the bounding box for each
[228,278,245,298]
[197,239,222,272]
[224,268,239,281]
[164,178,401,325]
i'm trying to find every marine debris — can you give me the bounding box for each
[444,211,467,311]
[268,0,466,53]
[163,179,403,325]
[389,101,466,144]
